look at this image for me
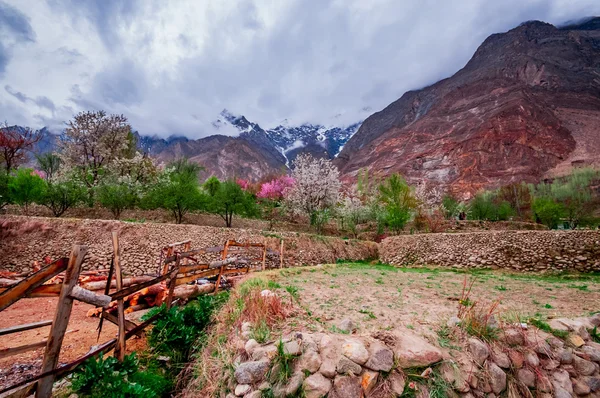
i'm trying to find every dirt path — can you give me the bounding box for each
[274,263,600,337]
[0,298,146,390]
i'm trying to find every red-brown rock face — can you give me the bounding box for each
[336,19,600,198]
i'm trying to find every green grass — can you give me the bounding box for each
[494,285,507,291]
[358,309,377,319]
[529,318,568,339]
[250,319,271,344]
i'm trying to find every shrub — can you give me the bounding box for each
[41,180,86,217]
[532,197,564,229]
[207,180,258,227]
[378,174,418,233]
[0,171,11,209]
[8,168,45,214]
[71,353,170,398]
[97,181,138,219]
[144,293,229,363]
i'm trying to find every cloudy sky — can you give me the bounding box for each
[0,0,598,138]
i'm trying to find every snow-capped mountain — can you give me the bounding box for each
[137,109,363,181]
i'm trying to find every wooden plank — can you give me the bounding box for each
[163,248,208,264]
[165,257,180,309]
[215,240,229,293]
[112,232,126,362]
[2,382,36,398]
[0,340,47,359]
[96,256,114,343]
[0,284,62,298]
[280,239,284,268]
[165,239,191,248]
[0,320,52,336]
[36,245,87,398]
[223,267,249,275]
[178,263,210,274]
[110,270,175,301]
[0,258,68,312]
[175,268,221,286]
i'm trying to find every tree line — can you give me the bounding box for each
[1,110,598,233]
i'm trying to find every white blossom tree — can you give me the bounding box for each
[284,154,341,219]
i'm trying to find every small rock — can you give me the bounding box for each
[285,372,304,396]
[392,330,443,368]
[517,369,535,388]
[337,356,362,375]
[439,361,470,392]
[245,392,261,398]
[251,345,278,362]
[537,374,552,393]
[260,289,275,297]
[298,349,322,373]
[234,361,269,384]
[558,348,573,364]
[487,362,506,394]
[389,371,405,396]
[573,354,596,376]
[503,329,524,346]
[491,349,510,369]
[508,350,523,368]
[303,373,332,398]
[342,339,369,365]
[364,341,394,372]
[468,338,489,366]
[524,351,539,367]
[582,345,600,362]
[573,378,591,395]
[332,375,362,398]
[234,384,251,396]
[339,319,356,334]
[245,339,259,356]
[284,339,302,356]
[551,369,573,394]
[567,333,585,348]
[585,376,600,392]
[360,370,378,395]
[540,358,560,370]
[319,358,337,378]
[258,382,271,391]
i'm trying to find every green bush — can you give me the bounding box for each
[143,293,229,363]
[8,168,45,214]
[532,197,564,229]
[0,171,11,210]
[97,181,139,219]
[71,353,170,398]
[41,181,86,217]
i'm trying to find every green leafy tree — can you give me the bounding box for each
[208,180,257,228]
[377,173,418,233]
[442,194,460,219]
[550,168,599,228]
[35,152,61,182]
[203,176,221,197]
[0,171,10,210]
[143,161,207,224]
[97,181,138,219]
[532,197,564,229]
[468,192,497,221]
[41,181,86,217]
[8,168,45,214]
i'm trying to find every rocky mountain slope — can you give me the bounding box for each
[336,17,600,197]
[139,110,362,180]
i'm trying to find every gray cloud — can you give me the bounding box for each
[0,0,599,137]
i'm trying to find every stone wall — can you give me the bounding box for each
[380,230,600,272]
[0,216,378,275]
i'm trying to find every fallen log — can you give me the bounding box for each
[69,286,112,308]
[124,303,149,314]
[172,283,215,300]
[81,276,155,291]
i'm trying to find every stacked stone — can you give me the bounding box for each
[381,230,600,272]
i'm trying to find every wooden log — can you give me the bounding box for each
[125,304,149,314]
[173,283,215,300]
[110,271,175,301]
[0,284,62,298]
[81,276,155,291]
[165,257,179,309]
[2,382,36,398]
[0,320,52,336]
[101,312,141,335]
[175,268,221,286]
[178,263,210,274]
[0,257,68,312]
[69,286,112,307]
[280,239,284,269]
[112,232,126,362]
[37,245,87,398]
[0,340,47,359]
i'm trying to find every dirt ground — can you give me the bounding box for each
[0,298,146,390]
[273,263,600,337]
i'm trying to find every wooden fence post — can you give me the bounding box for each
[36,245,87,398]
[279,239,284,269]
[165,255,179,310]
[112,232,126,362]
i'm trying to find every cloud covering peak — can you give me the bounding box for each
[0,0,599,138]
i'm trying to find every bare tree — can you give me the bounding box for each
[0,123,42,173]
[59,111,132,190]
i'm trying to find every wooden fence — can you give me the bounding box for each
[0,234,283,397]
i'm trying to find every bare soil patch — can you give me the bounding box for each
[0,298,146,390]
[274,263,600,337]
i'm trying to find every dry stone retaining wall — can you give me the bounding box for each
[381,230,600,272]
[0,216,378,275]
